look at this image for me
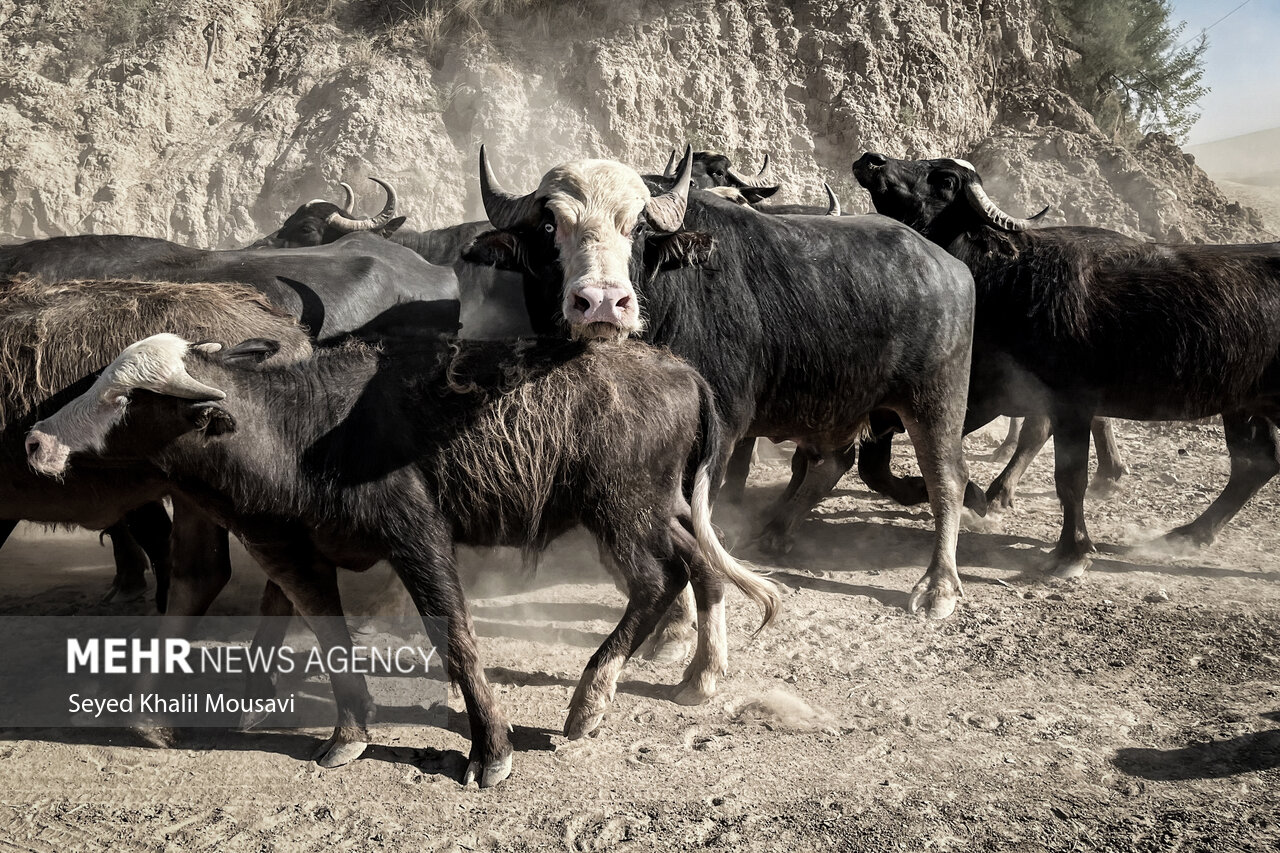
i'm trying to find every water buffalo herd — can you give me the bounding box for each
[2,143,1277,788]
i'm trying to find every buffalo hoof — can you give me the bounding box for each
[672,672,717,706]
[1087,476,1123,499]
[239,707,271,731]
[754,525,795,558]
[908,581,959,620]
[1158,524,1214,550]
[641,635,691,664]
[1043,552,1092,580]
[985,486,1015,513]
[564,704,607,740]
[313,732,368,768]
[101,578,148,605]
[463,751,513,788]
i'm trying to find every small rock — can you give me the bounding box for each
[1144,588,1170,603]
[1047,593,1066,602]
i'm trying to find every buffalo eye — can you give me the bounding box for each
[542,222,555,234]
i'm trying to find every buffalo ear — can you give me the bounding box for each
[740,186,780,203]
[189,403,237,437]
[376,216,407,237]
[463,230,525,271]
[646,231,716,271]
[222,338,280,366]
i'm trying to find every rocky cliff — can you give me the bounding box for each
[0,0,1268,247]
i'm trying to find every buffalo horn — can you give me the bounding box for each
[326,176,398,232]
[823,182,841,216]
[479,145,542,230]
[962,182,1048,232]
[644,144,693,233]
[726,153,778,189]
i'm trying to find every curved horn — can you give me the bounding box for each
[663,149,677,178]
[159,366,226,401]
[338,181,356,212]
[726,153,777,189]
[644,144,693,233]
[963,182,1047,232]
[823,182,841,217]
[479,144,542,230]
[325,176,398,233]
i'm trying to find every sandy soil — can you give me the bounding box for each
[0,419,1277,851]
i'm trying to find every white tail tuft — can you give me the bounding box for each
[691,461,780,632]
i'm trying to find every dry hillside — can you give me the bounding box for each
[0,0,1267,246]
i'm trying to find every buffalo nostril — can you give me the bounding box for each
[573,295,591,312]
[25,437,39,457]
[616,295,631,310]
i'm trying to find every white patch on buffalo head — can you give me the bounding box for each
[26,333,224,477]
[537,160,651,340]
[941,158,977,174]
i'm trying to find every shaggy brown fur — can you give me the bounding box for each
[0,276,310,429]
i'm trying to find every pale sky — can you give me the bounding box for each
[1174,0,1280,143]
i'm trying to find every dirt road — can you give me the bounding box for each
[0,420,1276,851]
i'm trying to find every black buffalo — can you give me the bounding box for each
[28,332,779,787]
[249,180,531,339]
[854,152,1280,576]
[464,146,977,618]
[0,231,459,340]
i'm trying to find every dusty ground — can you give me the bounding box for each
[0,419,1276,851]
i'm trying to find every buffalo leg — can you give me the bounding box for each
[1044,413,1096,578]
[638,584,696,663]
[129,496,235,746]
[164,495,232,618]
[241,581,295,728]
[1162,413,1279,547]
[125,502,172,611]
[986,415,1053,511]
[390,537,512,788]
[858,434,929,506]
[103,522,150,603]
[721,438,755,504]
[860,432,988,515]
[900,405,970,619]
[992,417,1023,463]
[1088,418,1129,496]
[671,518,729,705]
[757,444,857,555]
[242,535,374,769]
[599,541,694,664]
[567,530,690,738]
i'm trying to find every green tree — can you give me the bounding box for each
[1052,0,1208,142]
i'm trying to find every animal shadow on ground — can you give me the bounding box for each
[1112,711,1280,780]
[736,494,1260,588]
[0,711,559,782]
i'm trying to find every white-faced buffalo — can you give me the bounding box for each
[27,333,779,787]
[464,145,977,618]
[854,152,1280,577]
[0,231,459,340]
[0,277,310,606]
